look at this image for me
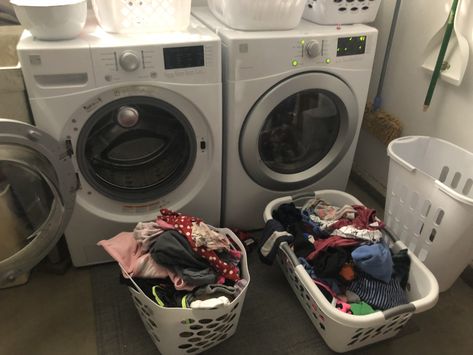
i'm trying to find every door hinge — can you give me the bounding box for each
[65,139,74,157]
[60,139,74,160]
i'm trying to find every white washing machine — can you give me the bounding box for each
[0,14,222,281]
[193,7,378,230]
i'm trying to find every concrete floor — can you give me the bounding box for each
[1,180,472,355]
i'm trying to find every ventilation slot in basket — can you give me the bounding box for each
[439,166,449,182]
[421,200,431,218]
[451,172,462,189]
[177,311,239,352]
[346,314,411,348]
[463,178,473,195]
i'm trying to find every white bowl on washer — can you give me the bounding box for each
[10,0,87,41]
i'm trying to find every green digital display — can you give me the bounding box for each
[337,36,367,57]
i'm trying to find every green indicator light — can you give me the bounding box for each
[344,48,348,51]
[359,46,362,49]
[349,37,353,41]
[292,60,299,66]
[337,48,340,52]
[360,36,365,41]
[325,58,331,64]
[300,39,305,45]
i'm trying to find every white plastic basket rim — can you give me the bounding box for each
[387,136,473,206]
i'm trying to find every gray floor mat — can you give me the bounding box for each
[91,250,419,355]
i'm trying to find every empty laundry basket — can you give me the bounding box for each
[385,136,473,292]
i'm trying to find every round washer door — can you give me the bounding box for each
[74,93,197,203]
[0,119,76,287]
[240,72,358,191]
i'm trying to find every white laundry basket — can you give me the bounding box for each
[91,0,191,33]
[303,0,382,25]
[123,227,250,355]
[263,190,438,353]
[385,136,473,292]
[207,0,306,30]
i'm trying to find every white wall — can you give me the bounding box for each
[192,0,207,6]
[354,0,473,190]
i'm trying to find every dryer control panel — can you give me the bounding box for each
[283,34,374,67]
[225,26,378,82]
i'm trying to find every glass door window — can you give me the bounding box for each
[77,96,196,202]
[0,160,54,262]
[0,122,76,288]
[259,89,341,174]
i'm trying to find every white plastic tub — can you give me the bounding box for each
[11,0,87,40]
[207,0,306,31]
[91,0,192,33]
[263,190,439,353]
[386,136,473,292]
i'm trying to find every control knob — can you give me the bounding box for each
[306,40,321,58]
[119,51,140,72]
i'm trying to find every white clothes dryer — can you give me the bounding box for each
[193,7,378,230]
[0,15,222,276]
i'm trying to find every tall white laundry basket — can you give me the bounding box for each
[385,136,473,292]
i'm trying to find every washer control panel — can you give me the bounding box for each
[92,42,219,85]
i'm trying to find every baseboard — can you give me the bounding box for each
[460,265,473,289]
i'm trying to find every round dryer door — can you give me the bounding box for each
[0,119,76,288]
[240,72,358,191]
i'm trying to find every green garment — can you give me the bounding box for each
[350,302,376,315]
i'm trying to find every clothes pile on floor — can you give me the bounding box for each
[98,209,247,309]
[259,199,411,315]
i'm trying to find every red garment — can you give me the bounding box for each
[329,205,384,231]
[157,209,240,281]
[306,236,361,261]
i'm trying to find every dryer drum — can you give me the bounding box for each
[76,96,197,203]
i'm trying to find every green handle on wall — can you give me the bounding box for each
[423,0,459,111]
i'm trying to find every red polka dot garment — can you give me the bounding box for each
[157,209,240,281]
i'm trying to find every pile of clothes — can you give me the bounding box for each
[98,209,247,309]
[259,199,411,315]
